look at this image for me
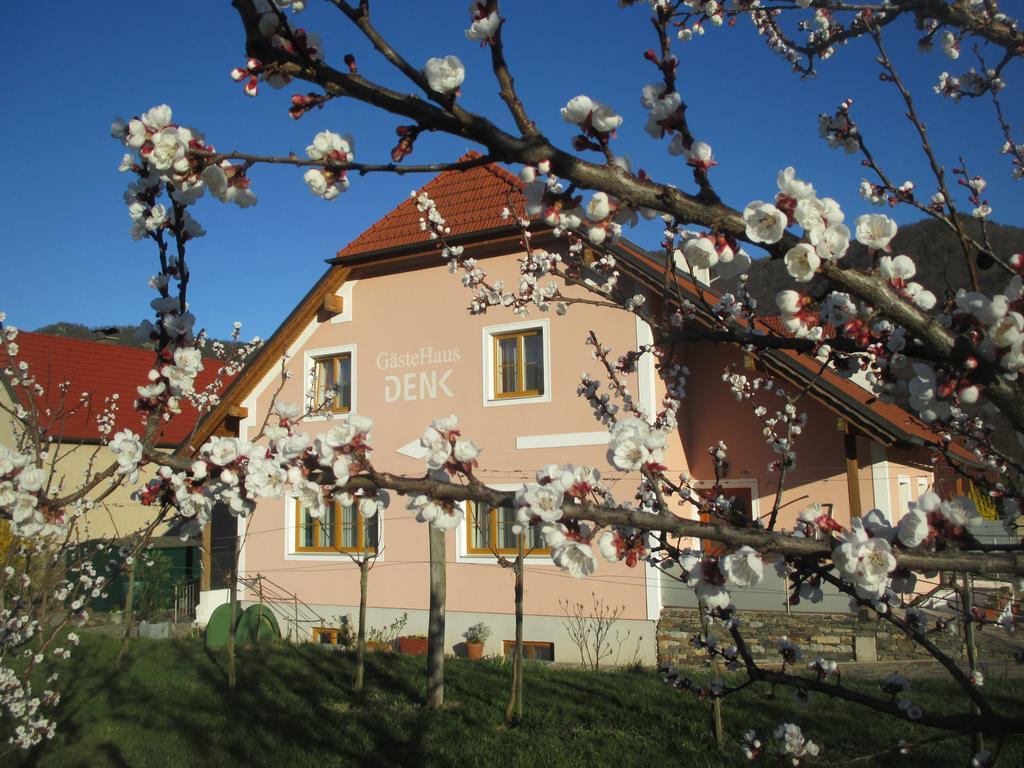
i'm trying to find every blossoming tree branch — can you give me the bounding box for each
[2,0,1024,762]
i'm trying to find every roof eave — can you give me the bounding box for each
[329,220,549,268]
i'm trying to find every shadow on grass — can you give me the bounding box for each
[9,634,1024,768]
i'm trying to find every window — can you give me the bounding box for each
[312,353,352,414]
[493,328,544,399]
[295,499,378,554]
[699,486,754,557]
[467,501,543,556]
[482,321,551,408]
[502,640,554,662]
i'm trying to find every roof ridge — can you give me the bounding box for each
[18,330,157,359]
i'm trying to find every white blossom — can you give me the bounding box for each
[424,56,465,94]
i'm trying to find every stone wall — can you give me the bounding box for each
[657,608,978,665]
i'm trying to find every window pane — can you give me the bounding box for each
[340,503,357,549]
[471,503,491,550]
[320,359,336,407]
[497,337,519,394]
[497,507,517,550]
[319,508,337,548]
[527,524,543,552]
[302,510,315,549]
[523,333,543,393]
[336,356,351,410]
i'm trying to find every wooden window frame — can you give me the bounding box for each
[492,328,544,400]
[465,501,544,556]
[502,640,555,662]
[313,353,352,414]
[294,499,377,555]
[698,485,755,557]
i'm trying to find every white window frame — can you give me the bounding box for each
[283,492,385,562]
[455,484,557,566]
[481,318,552,408]
[304,342,357,422]
[897,475,911,523]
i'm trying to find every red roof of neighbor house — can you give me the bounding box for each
[5,332,234,446]
[336,151,526,259]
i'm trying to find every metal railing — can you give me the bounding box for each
[237,573,327,640]
[173,579,200,624]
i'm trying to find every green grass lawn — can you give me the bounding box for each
[6,634,1024,767]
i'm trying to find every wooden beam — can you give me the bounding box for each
[845,430,862,519]
[322,294,344,314]
[189,266,351,452]
[201,519,212,592]
[227,405,248,419]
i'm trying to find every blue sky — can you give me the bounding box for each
[1,1,1021,339]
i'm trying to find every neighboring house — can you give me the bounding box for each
[1,332,229,610]
[192,154,963,664]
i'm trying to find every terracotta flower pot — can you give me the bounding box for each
[466,641,484,660]
[398,636,429,655]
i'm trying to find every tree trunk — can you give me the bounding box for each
[116,560,136,672]
[505,540,525,724]
[426,525,446,709]
[353,555,369,696]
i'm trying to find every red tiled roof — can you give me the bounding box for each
[5,332,233,446]
[758,315,835,340]
[336,151,526,259]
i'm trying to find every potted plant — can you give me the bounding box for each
[397,633,429,656]
[984,586,1017,621]
[463,622,491,660]
[366,612,407,652]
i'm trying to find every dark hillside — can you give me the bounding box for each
[717,218,1024,309]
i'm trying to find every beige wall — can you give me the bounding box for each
[0,386,171,541]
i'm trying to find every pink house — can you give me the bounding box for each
[192,155,960,663]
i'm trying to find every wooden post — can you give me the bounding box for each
[505,538,525,724]
[201,520,212,592]
[354,545,369,696]
[961,574,984,754]
[426,525,446,709]
[844,430,862,519]
[116,559,136,672]
[226,528,242,691]
[698,597,725,749]
[226,565,238,691]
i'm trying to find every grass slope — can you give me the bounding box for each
[7,635,1024,768]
